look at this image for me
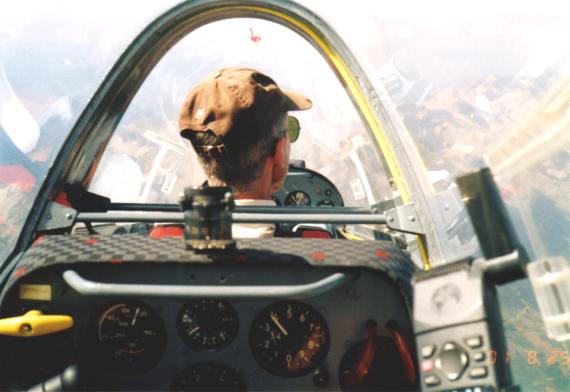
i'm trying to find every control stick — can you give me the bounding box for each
[27,365,79,392]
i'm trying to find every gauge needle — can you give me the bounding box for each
[131,307,140,326]
[189,326,200,335]
[270,314,288,336]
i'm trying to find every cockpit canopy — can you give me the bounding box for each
[1,0,569,269]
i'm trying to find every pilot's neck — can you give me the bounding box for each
[208,159,276,200]
[206,176,272,200]
[234,178,273,200]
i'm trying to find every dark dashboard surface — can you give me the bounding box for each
[0,237,417,391]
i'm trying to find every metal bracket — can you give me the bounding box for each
[37,202,77,232]
[384,203,425,235]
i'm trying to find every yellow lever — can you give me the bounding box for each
[0,310,74,337]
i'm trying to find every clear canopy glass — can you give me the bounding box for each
[0,0,179,262]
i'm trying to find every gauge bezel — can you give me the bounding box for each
[249,300,330,378]
[284,190,312,206]
[176,299,239,352]
[95,300,166,374]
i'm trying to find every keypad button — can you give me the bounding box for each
[436,342,469,381]
[465,336,483,348]
[424,374,441,386]
[421,360,435,372]
[473,352,485,362]
[469,366,488,379]
[421,344,437,359]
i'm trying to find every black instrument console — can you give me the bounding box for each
[272,162,344,208]
[0,237,417,391]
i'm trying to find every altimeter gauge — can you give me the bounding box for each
[249,301,329,377]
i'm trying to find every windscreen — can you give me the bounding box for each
[305,0,570,265]
[88,18,394,210]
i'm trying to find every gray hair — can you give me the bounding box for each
[197,113,287,189]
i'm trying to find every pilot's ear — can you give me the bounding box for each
[270,136,289,193]
[272,137,288,167]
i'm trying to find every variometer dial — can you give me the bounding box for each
[249,301,329,377]
[177,299,239,352]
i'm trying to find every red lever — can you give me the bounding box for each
[387,321,417,385]
[347,319,378,384]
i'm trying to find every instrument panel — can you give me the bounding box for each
[0,262,416,391]
[177,299,239,352]
[272,164,344,208]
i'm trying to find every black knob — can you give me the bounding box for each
[313,366,330,388]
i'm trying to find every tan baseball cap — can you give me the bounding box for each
[179,67,311,156]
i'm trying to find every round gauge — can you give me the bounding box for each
[284,191,311,206]
[249,301,329,377]
[177,299,239,352]
[171,362,246,391]
[317,200,335,207]
[96,301,166,373]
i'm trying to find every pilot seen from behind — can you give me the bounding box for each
[178,67,311,238]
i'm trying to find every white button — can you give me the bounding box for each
[469,366,488,379]
[460,352,468,366]
[465,336,483,348]
[422,345,436,358]
[474,352,485,361]
[425,374,441,386]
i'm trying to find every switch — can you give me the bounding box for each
[469,366,488,379]
[473,352,485,362]
[424,374,441,386]
[421,360,435,372]
[421,344,437,359]
[465,336,483,348]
